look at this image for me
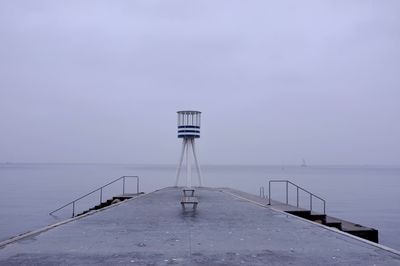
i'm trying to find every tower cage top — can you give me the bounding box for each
[177,110,201,138]
[177,110,202,114]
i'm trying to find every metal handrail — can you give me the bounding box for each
[268,180,326,214]
[49,175,139,217]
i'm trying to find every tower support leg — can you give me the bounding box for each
[191,139,203,187]
[186,139,192,188]
[174,139,187,187]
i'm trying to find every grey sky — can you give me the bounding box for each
[1,1,399,165]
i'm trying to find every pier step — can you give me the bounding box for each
[77,193,144,216]
[286,210,327,224]
[267,201,378,243]
[339,219,379,243]
[325,217,342,230]
[285,210,377,243]
[309,213,327,224]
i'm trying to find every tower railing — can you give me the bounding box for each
[268,180,326,214]
[49,176,139,217]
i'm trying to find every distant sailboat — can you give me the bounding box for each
[301,159,307,167]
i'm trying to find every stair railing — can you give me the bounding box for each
[268,180,326,214]
[49,175,139,217]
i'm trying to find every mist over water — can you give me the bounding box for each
[1,163,399,250]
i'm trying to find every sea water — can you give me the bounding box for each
[0,163,399,250]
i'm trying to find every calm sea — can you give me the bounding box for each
[0,163,399,250]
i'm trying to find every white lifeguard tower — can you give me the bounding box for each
[174,110,203,188]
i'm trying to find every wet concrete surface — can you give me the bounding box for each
[0,187,399,265]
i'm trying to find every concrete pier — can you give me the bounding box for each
[1,187,399,265]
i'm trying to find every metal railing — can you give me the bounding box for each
[268,180,326,214]
[49,175,139,217]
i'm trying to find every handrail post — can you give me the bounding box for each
[123,176,125,195]
[100,187,103,203]
[286,181,288,204]
[324,201,326,214]
[310,194,312,212]
[268,181,271,205]
[72,201,75,217]
[137,177,139,194]
[296,187,299,208]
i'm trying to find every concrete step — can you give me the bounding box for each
[339,219,379,243]
[272,203,377,243]
[76,195,138,217]
[325,216,343,230]
[286,210,312,219]
[309,213,327,224]
[286,211,326,224]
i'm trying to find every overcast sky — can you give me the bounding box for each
[0,1,399,165]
